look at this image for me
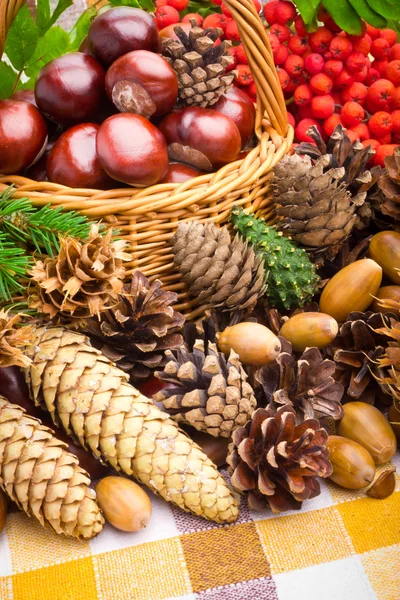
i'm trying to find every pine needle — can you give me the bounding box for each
[0,233,30,300]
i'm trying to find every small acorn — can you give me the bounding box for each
[371,285,400,316]
[0,488,7,533]
[326,435,376,490]
[337,402,397,465]
[96,476,152,532]
[319,259,382,323]
[217,322,281,367]
[279,312,338,352]
[369,231,400,285]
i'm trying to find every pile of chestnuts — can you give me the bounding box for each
[0,6,255,189]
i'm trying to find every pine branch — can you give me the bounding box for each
[0,186,93,256]
[0,233,30,301]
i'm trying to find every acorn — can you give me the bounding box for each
[279,312,338,352]
[0,488,7,534]
[217,322,281,367]
[388,401,400,442]
[337,402,397,465]
[326,435,376,490]
[96,476,152,532]
[319,259,382,323]
[371,285,400,316]
[369,231,400,285]
[367,468,396,500]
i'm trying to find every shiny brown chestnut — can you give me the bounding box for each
[89,7,159,67]
[161,163,205,183]
[35,52,106,126]
[105,50,178,118]
[0,100,48,174]
[213,87,256,147]
[47,123,114,189]
[0,366,108,479]
[159,106,242,171]
[96,113,169,186]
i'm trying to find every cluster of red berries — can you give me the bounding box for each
[263,1,400,166]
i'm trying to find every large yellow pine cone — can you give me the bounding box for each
[24,327,239,524]
[0,397,104,539]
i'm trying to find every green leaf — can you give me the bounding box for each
[348,0,387,28]
[139,0,155,11]
[182,0,222,17]
[36,0,51,34]
[321,0,363,34]
[47,0,74,28]
[4,5,39,71]
[366,0,400,20]
[108,0,141,7]
[24,26,70,80]
[387,20,400,39]
[0,63,17,100]
[69,6,97,51]
[292,0,320,25]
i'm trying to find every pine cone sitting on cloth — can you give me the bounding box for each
[84,271,185,380]
[155,338,256,438]
[172,221,266,313]
[0,397,104,539]
[227,406,332,513]
[30,225,130,320]
[24,327,239,523]
[254,338,344,422]
[161,22,236,108]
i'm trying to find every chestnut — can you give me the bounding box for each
[0,100,48,174]
[159,106,241,171]
[105,50,178,118]
[35,52,106,126]
[96,113,169,186]
[213,87,256,147]
[47,123,114,189]
[89,7,159,67]
[10,89,37,107]
[161,163,204,183]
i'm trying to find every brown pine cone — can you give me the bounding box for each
[155,338,256,438]
[377,146,400,221]
[254,338,344,422]
[373,319,400,402]
[227,406,332,513]
[30,225,130,320]
[0,310,34,368]
[84,271,185,379]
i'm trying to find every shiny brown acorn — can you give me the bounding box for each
[279,312,338,352]
[217,322,281,367]
[0,488,7,533]
[372,285,400,315]
[367,468,396,499]
[337,402,397,465]
[326,435,376,490]
[388,401,400,442]
[96,476,152,532]
[319,259,382,323]
[369,231,400,285]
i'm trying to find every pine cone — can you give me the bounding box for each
[0,310,35,368]
[154,338,256,438]
[327,311,398,405]
[377,146,400,221]
[30,225,130,320]
[24,327,239,523]
[172,221,266,313]
[227,406,332,513]
[161,22,236,108]
[274,125,381,261]
[0,397,104,538]
[373,319,400,402]
[84,271,185,380]
[255,339,344,421]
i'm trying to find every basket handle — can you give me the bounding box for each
[224,0,288,137]
[0,0,25,57]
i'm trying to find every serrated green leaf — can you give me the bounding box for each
[36,0,51,35]
[321,0,363,34]
[4,5,39,71]
[108,0,141,7]
[292,0,320,25]
[0,63,17,100]
[69,6,97,51]
[366,0,400,20]
[24,26,70,80]
[348,0,387,28]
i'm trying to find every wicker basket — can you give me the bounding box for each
[0,0,293,318]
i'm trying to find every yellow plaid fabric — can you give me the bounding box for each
[1,458,399,600]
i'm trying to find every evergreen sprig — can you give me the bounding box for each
[0,234,30,300]
[0,186,93,256]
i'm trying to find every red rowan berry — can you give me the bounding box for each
[368,111,393,137]
[391,109,400,133]
[304,53,325,75]
[371,38,390,59]
[330,36,353,60]
[263,0,279,25]
[323,113,342,137]
[295,118,322,143]
[365,24,380,40]
[203,14,227,32]
[392,87,400,110]
[334,69,354,89]
[375,134,392,145]
[311,95,335,119]
[386,60,400,87]
[350,34,371,56]
[390,43,400,61]
[268,33,281,55]
[341,82,368,105]
[225,19,241,42]
[353,66,368,83]
[373,59,390,77]
[277,68,290,89]
[373,144,397,167]
[274,1,296,25]
[362,138,380,154]
[324,60,343,78]
[349,123,370,141]
[294,84,312,106]
[274,44,289,65]
[284,54,304,77]
[346,130,360,144]
[368,79,395,107]
[294,15,307,37]
[309,27,333,54]
[155,5,179,28]
[270,23,291,43]
[310,73,333,95]
[346,52,366,73]
[380,29,398,47]
[235,44,248,65]
[166,0,189,9]
[288,35,309,55]
[182,12,203,25]
[341,101,364,127]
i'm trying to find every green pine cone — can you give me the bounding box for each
[230,207,319,310]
